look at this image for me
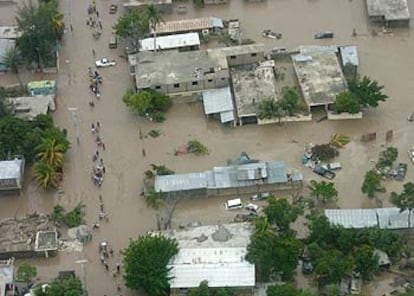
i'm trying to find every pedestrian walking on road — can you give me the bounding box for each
[117,284,121,292]
[102,142,106,151]
[109,248,114,256]
[100,202,104,212]
[100,255,105,264]
[103,166,106,174]
[91,123,95,134]
[97,121,100,128]
[96,150,99,157]
[104,262,109,271]
[92,49,96,56]
[116,263,121,273]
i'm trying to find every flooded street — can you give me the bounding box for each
[1,0,414,294]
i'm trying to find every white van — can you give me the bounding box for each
[224,198,243,210]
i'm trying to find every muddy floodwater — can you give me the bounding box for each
[1,0,414,295]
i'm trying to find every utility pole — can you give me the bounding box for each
[68,107,80,145]
[75,259,88,296]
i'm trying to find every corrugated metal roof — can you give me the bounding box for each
[325,209,378,228]
[298,45,339,54]
[220,110,235,123]
[376,208,413,229]
[266,161,288,183]
[155,17,222,34]
[154,173,207,192]
[339,46,359,67]
[202,87,234,115]
[139,33,200,52]
[0,159,23,181]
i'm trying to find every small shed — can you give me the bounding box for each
[27,80,57,97]
[0,158,25,192]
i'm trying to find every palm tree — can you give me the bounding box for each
[308,180,338,203]
[51,12,65,40]
[257,99,287,125]
[144,4,164,53]
[145,190,164,209]
[252,217,273,235]
[36,138,65,168]
[33,161,61,189]
[3,47,24,86]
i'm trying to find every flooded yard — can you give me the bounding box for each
[1,0,414,294]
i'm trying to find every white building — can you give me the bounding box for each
[0,158,25,192]
[139,33,200,52]
[158,223,255,291]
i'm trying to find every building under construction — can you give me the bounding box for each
[0,214,58,260]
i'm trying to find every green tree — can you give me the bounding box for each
[391,182,414,227]
[348,76,388,108]
[252,217,272,235]
[145,190,165,209]
[266,284,317,296]
[308,180,338,203]
[187,140,209,156]
[39,127,70,153]
[334,91,360,114]
[150,164,175,175]
[353,244,379,280]
[144,4,164,53]
[16,263,37,283]
[264,197,302,234]
[280,87,299,116]
[123,89,171,116]
[114,10,149,52]
[246,231,302,281]
[36,137,65,168]
[3,47,24,78]
[16,0,62,68]
[34,277,83,296]
[32,114,54,130]
[257,99,287,124]
[122,234,179,296]
[188,281,236,296]
[314,249,353,284]
[377,147,398,169]
[362,170,382,198]
[33,161,61,189]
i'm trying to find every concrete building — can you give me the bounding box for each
[204,0,228,4]
[292,50,348,112]
[139,33,200,52]
[325,208,414,229]
[366,0,410,26]
[0,214,58,259]
[157,222,255,293]
[214,43,265,67]
[123,0,173,13]
[231,60,278,125]
[134,50,229,95]
[0,27,22,40]
[154,17,223,36]
[152,160,302,198]
[0,158,25,192]
[7,96,55,121]
[0,259,15,296]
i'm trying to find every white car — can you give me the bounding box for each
[245,203,260,213]
[95,58,116,68]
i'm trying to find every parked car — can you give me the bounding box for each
[408,146,414,163]
[250,192,270,201]
[262,29,282,39]
[109,4,117,14]
[224,198,243,210]
[313,166,336,180]
[314,31,334,39]
[322,162,342,171]
[245,203,260,213]
[395,163,407,181]
[302,260,314,274]
[95,58,116,68]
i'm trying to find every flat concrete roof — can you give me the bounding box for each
[0,214,57,256]
[159,223,255,288]
[154,17,223,34]
[232,60,278,117]
[139,33,200,52]
[0,158,24,190]
[213,43,265,57]
[135,50,228,88]
[7,96,55,121]
[292,51,347,107]
[366,0,410,21]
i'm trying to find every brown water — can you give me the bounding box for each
[1,0,414,295]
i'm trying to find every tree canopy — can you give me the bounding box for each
[16,263,37,283]
[348,76,388,108]
[361,170,382,198]
[377,147,398,169]
[266,284,317,296]
[334,91,360,114]
[114,9,149,52]
[123,89,171,117]
[391,182,414,227]
[308,180,338,203]
[122,234,179,295]
[16,0,63,67]
[264,197,303,235]
[188,281,236,296]
[33,277,83,296]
